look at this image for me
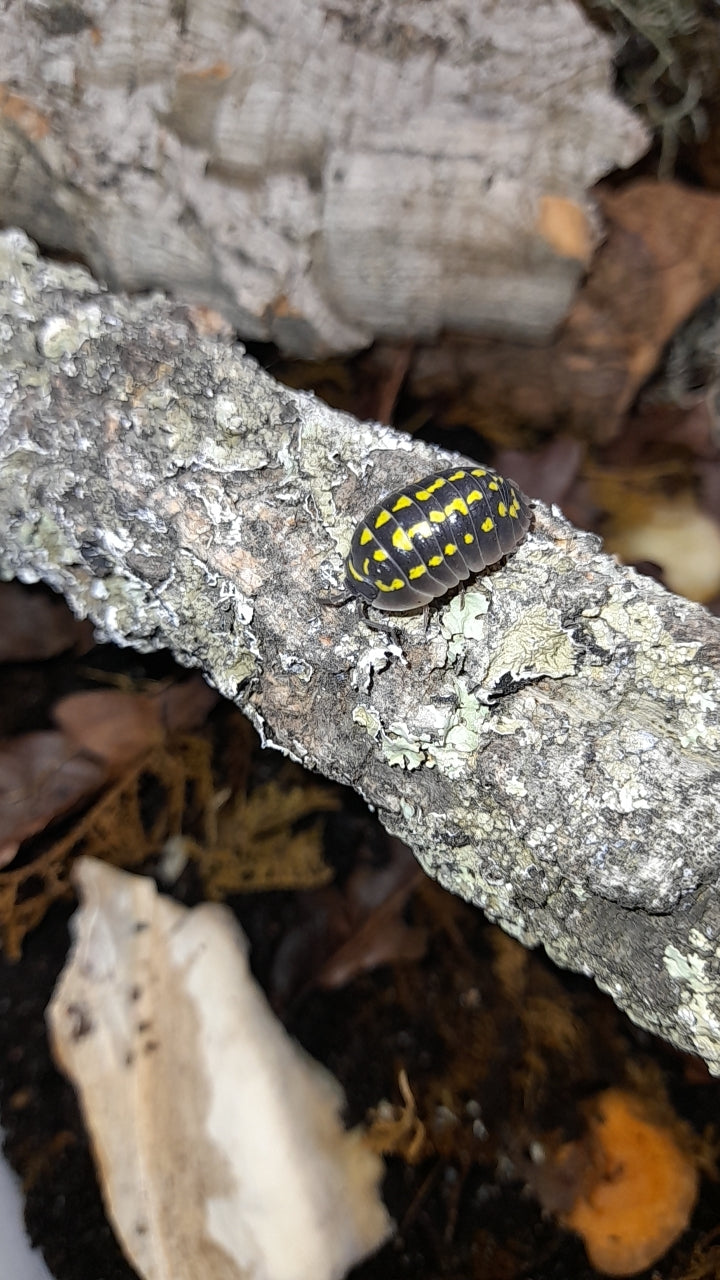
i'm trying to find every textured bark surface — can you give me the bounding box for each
[0,0,646,356]
[2,231,720,1071]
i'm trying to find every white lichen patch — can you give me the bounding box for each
[352,643,406,695]
[37,305,104,360]
[383,722,430,770]
[633,643,720,751]
[351,705,427,770]
[664,942,720,1073]
[688,928,714,953]
[353,679,499,778]
[596,756,652,814]
[484,605,576,688]
[440,590,489,663]
[504,776,528,798]
[599,596,665,647]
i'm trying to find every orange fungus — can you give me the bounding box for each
[562,1088,698,1276]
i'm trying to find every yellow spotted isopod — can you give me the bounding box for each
[344,465,531,612]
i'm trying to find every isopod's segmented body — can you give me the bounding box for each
[345,465,531,613]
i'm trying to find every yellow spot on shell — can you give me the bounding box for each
[360,528,372,545]
[471,468,487,477]
[373,548,388,561]
[392,495,412,512]
[448,470,466,481]
[482,517,494,533]
[428,555,443,567]
[376,577,404,592]
[362,557,370,575]
[347,560,364,582]
[375,510,390,529]
[429,511,445,523]
[464,533,474,544]
[409,564,427,580]
[444,498,468,517]
[497,502,508,517]
[466,489,483,504]
[444,543,458,556]
[391,526,413,552]
[488,481,499,491]
[408,521,432,539]
[416,479,445,499]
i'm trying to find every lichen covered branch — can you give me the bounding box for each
[2,231,720,1070]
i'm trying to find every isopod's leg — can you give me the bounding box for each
[317,587,354,608]
[358,600,403,646]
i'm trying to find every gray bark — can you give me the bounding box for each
[0,0,647,356]
[2,230,720,1072]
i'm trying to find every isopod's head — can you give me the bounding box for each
[344,551,380,605]
[344,522,430,613]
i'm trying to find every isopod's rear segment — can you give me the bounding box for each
[345,465,531,613]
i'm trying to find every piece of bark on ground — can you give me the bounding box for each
[0,0,646,355]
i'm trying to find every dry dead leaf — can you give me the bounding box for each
[53,678,219,770]
[0,735,215,957]
[0,581,93,662]
[53,690,165,768]
[0,731,107,860]
[157,675,219,734]
[271,840,427,1003]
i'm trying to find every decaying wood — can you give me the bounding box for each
[2,230,720,1073]
[0,0,646,356]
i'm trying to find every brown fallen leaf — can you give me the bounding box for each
[0,734,216,955]
[0,731,107,860]
[0,581,94,663]
[53,690,165,768]
[271,839,427,1004]
[53,677,219,770]
[0,679,219,872]
[157,675,220,734]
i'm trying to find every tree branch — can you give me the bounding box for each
[2,230,720,1071]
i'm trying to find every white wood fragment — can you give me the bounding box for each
[46,858,392,1280]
